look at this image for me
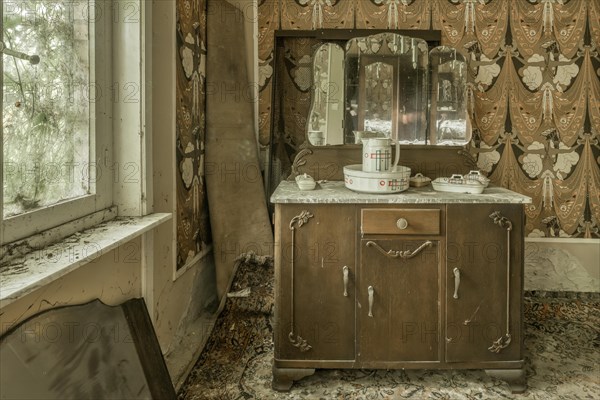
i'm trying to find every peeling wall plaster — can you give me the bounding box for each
[525,239,600,292]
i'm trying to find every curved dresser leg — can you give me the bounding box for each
[485,368,527,394]
[272,365,316,392]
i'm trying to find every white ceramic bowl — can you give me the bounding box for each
[343,164,411,194]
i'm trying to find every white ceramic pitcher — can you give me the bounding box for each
[362,138,400,173]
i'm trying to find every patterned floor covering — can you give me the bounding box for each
[178,258,600,400]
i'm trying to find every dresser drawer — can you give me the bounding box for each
[361,208,441,235]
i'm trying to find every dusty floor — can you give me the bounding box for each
[179,259,600,399]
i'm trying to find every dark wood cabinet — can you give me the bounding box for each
[271,184,528,393]
[359,238,441,363]
[274,204,356,363]
[445,204,523,363]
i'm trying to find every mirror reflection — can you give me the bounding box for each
[429,46,469,145]
[363,61,394,135]
[307,43,345,146]
[307,33,470,147]
[345,33,429,145]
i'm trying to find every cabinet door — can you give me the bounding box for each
[359,238,441,362]
[445,204,523,362]
[275,205,356,361]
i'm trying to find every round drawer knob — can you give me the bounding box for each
[396,218,409,230]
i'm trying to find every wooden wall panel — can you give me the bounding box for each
[205,0,274,299]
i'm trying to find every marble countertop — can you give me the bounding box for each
[271,181,532,204]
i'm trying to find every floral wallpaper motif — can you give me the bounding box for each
[259,0,600,238]
[258,0,280,146]
[356,0,431,29]
[281,0,354,30]
[176,0,211,270]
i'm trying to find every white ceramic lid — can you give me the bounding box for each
[410,172,431,183]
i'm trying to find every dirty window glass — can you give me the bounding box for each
[2,0,92,218]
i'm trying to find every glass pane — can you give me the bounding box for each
[344,33,429,145]
[307,43,345,146]
[363,61,393,136]
[429,46,470,145]
[2,0,91,217]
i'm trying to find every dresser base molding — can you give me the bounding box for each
[272,365,316,392]
[274,359,525,370]
[272,362,527,394]
[485,368,527,394]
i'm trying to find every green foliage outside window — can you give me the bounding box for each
[2,0,90,217]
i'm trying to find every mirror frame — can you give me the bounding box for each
[267,30,477,191]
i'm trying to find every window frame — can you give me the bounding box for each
[1,0,114,245]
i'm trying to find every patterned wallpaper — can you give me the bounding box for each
[258,0,600,238]
[176,0,211,270]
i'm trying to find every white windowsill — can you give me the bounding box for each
[0,213,171,308]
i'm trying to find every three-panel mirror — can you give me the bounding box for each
[307,33,470,147]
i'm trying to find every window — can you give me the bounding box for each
[1,0,112,244]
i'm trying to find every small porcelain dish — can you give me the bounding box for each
[295,173,316,190]
[409,173,431,188]
[432,174,485,194]
[343,164,411,194]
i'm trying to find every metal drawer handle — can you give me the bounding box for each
[396,217,409,230]
[368,286,374,317]
[343,266,349,297]
[453,268,460,299]
[366,240,432,259]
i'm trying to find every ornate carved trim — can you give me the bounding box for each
[288,144,313,181]
[489,333,512,353]
[287,210,314,352]
[488,211,513,353]
[288,332,312,352]
[289,210,314,230]
[490,211,513,231]
[366,240,433,260]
